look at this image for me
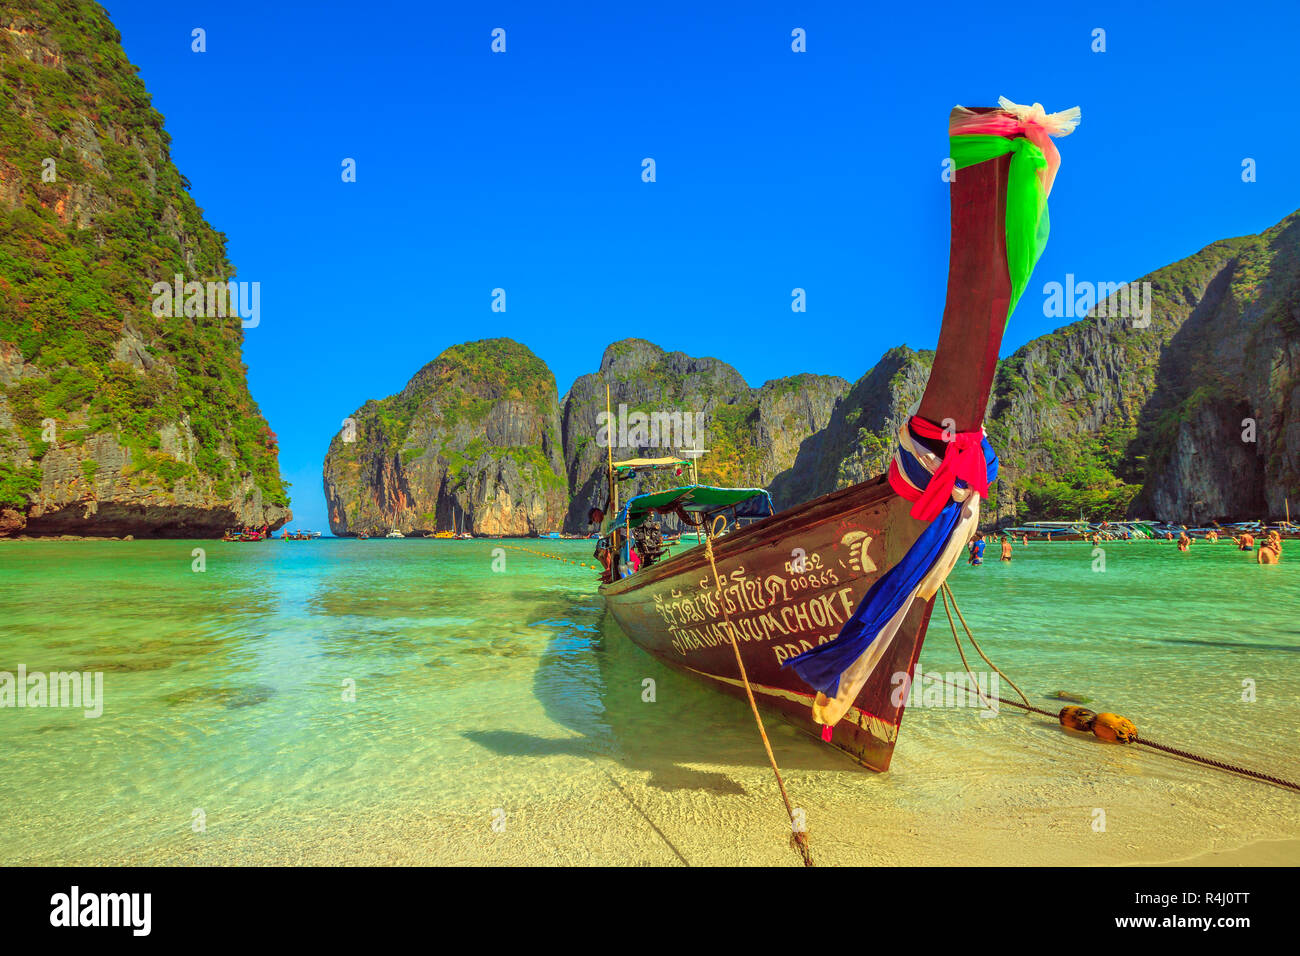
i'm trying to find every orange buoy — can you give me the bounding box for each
[1058,706,1097,732]
[1092,712,1138,743]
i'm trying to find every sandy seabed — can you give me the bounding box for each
[18,724,1298,867]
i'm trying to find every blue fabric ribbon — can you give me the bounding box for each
[784,436,998,697]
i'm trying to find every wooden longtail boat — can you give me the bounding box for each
[597,101,1076,772]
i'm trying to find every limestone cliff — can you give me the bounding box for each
[323,339,567,536]
[984,213,1299,524]
[768,347,931,508]
[321,221,1298,534]
[325,337,847,536]
[560,339,847,531]
[0,1,289,537]
[773,212,1300,525]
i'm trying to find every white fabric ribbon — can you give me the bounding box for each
[996,96,1081,137]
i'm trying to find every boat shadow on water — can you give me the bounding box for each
[462,593,861,796]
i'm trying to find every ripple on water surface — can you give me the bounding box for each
[0,538,1297,865]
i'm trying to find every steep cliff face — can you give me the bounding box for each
[1135,214,1300,521]
[559,339,846,531]
[323,339,567,536]
[0,1,289,537]
[326,337,847,536]
[765,212,1300,525]
[321,215,1298,533]
[987,212,1299,524]
[981,237,1246,522]
[768,347,931,507]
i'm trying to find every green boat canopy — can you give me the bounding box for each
[611,485,775,531]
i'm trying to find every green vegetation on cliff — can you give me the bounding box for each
[323,338,567,535]
[0,0,287,516]
[767,213,1299,525]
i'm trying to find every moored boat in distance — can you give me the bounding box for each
[431,502,471,538]
[592,99,1081,771]
[222,527,271,542]
[385,529,405,539]
[1002,521,1091,541]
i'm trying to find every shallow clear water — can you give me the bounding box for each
[1,537,1297,866]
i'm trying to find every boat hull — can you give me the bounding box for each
[600,476,934,772]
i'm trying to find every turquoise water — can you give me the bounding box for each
[0,537,1297,866]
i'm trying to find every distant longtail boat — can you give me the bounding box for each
[595,99,1079,771]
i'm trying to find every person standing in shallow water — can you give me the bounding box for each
[968,534,986,566]
[1258,531,1282,564]
[1000,538,1013,562]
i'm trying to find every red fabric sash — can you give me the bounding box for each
[887,416,990,522]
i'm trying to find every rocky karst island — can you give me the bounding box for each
[323,211,1300,538]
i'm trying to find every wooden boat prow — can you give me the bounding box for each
[599,103,1070,771]
[601,476,934,770]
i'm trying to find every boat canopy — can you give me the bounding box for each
[612,457,690,479]
[611,484,774,531]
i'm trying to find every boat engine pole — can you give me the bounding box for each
[605,382,618,558]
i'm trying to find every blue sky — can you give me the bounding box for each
[106,0,1300,530]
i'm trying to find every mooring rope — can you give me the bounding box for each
[508,532,813,864]
[939,582,1031,711]
[702,529,814,867]
[936,583,1300,794]
[496,542,603,571]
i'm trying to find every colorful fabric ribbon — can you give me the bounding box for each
[889,416,991,523]
[783,98,1076,729]
[785,417,998,725]
[949,134,1048,317]
[948,97,1079,317]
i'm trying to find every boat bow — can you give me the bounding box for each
[598,99,1079,770]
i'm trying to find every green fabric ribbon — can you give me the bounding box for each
[949,134,1050,318]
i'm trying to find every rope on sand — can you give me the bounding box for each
[936,584,1300,793]
[509,529,813,865]
[701,527,814,867]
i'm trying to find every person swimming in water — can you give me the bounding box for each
[1258,531,1282,564]
[1177,531,1191,552]
[588,506,619,582]
[1000,538,1012,562]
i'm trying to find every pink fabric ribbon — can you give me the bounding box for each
[949,105,1066,200]
[889,417,990,523]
